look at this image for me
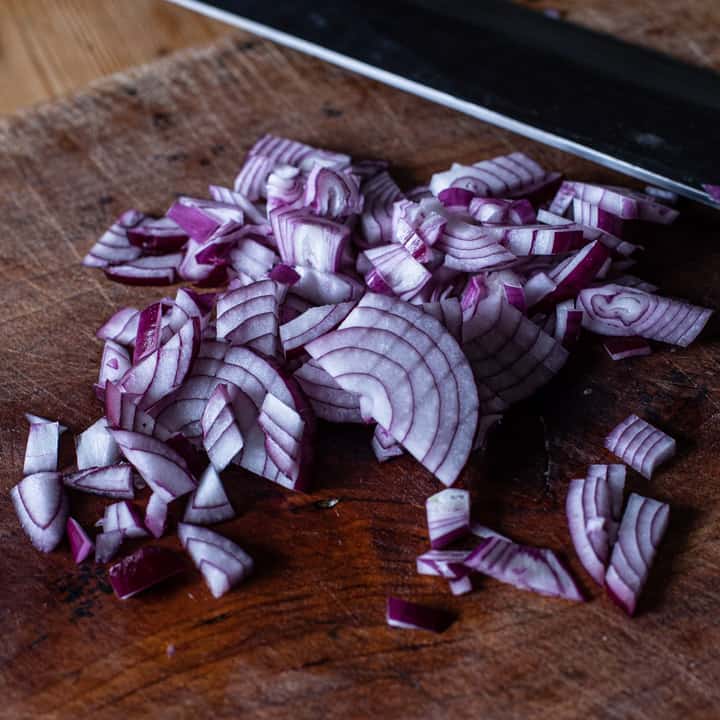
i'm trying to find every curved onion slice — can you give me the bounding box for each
[63,464,134,499]
[494,224,584,256]
[178,522,253,598]
[97,307,140,346]
[23,420,60,475]
[280,301,356,353]
[102,501,148,538]
[127,216,187,252]
[104,252,182,286]
[83,209,144,267]
[270,207,350,273]
[416,549,470,578]
[11,472,68,552]
[67,518,94,564]
[133,302,164,364]
[421,298,462,341]
[183,465,235,525]
[464,536,584,601]
[306,293,478,486]
[426,488,470,549]
[578,284,712,347]
[304,165,363,218]
[208,185,266,225]
[371,425,404,462]
[234,154,278,201]
[290,266,364,305]
[386,597,454,632]
[603,336,652,360]
[437,217,516,272]
[109,546,185,600]
[566,465,626,585]
[605,414,675,479]
[469,197,536,225]
[293,359,363,423]
[363,244,431,301]
[266,164,305,213]
[462,289,568,412]
[167,196,244,243]
[95,529,125,563]
[605,493,669,615]
[257,392,311,491]
[144,493,168,539]
[201,384,244,471]
[110,430,197,503]
[216,279,283,357]
[229,238,278,281]
[360,171,404,248]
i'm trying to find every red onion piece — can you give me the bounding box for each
[464,536,584,602]
[303,165,364,218]
[578,284,712,347]
[386,597,454,633]
[436,217,516,272]
[462,289,568,412]
[216,279,283,357]
[110,430,197,503]
[426,488,470,549]
[96,307,139,346]
[24,413,67,433]
[605,493,669,615]
[566,464,626,585]
[280,300,356,354]
[23,420,60,475]
[177,222,243,283]
[469,197,537,225]
[96,341,131,397]
[392,199,446,260]
[133,302,164,365]
[66,518,94,564]
[104,252,182,286]
[306,293,479,486]
[266,164,305,213]
[208,185,266,225]
[416,549,470,578]
[247,134,350,175]
[363,244,431,302]
[360,171,404,248]
[293,359,363,423]
[572,198,625,238]
[605,414,675,479]
[183,465,235,525]
[554,300,583,348]
[229,238,278,281]
[201,384,244,471]
[449,576,473,595]
[371,425,404,462]
[144,493,168,539]
[603,336,652,360]
[109,546,185,600]
[257,392,311,491]
[101,501,148,538]
[11,472,68,552]
[437,187,475,208]
[290,266,364,305]
[351,158,389,181]
[167,196,244,243]
[270,208,350,273]
[234,154,278,201]
[63,464,134,499]
[178,522,253,598]
[270,264,301,286]
[420,298,462,342]
[493,224,585,256]
[127,216,188,253]
[95,529,125,563]
[83,209,144,268]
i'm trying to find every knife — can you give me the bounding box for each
[168,0,720,206]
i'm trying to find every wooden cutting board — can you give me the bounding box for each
[1,31,720,720]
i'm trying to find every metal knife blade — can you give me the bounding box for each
[168,0,720,205]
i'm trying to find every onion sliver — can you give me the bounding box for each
[11,472,68,552]
[183,465,235,525]
[63,464,134,499]
[67,518,94,564]
[426,488,470,549]
[201,384,244,472]
[605,414,675,479]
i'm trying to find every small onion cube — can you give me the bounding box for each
[11,472,68,553]
[102,501,148,538]
[75,417,121,470]
[605,414,675,479]
[386,597,454,633]
[23,420,61,475]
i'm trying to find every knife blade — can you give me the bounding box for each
[168,0,720,205]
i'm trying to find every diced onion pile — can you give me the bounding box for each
[10,135,712,621]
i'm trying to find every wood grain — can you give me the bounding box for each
[1,31,720,719]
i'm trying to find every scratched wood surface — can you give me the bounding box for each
[1,28,720,720]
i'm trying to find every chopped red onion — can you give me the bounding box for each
[360,171,404,248]
[96,307,140,346]
[66,517,94,564]
[63,464,134,499]
[605,493,669,615]
[494,224,585,256]
[421,298,462,341]
[468,197,536,225]
[183,465,235,525]
[448,576,473,595]
[605,414,675,479]
[109,546,185,599]
[554,300,583,348]
[96,341,131,396]
[234,154,278,201]
[167,196,244,243]
[578,284,712,347]
[11,472,68,552]
[290,266,364,306]
[133,302,164,364]
[306,293,478,486]
[436,217,516,272]
[363,244,431,302]
[82,209,144,268]
[208,185,266,224]
[229,237,278,281]
[101,501,148,538]
[95,529,125,563]
[280,300,356,353]
[127,216,188,253]
[371,425,404,462]
[24,413,67,433]
[201,384,244,471]
[572,198,625,238]
[144,493,168,539]
[304,165,363,218]
[416,549,470,578]
[386,597,454,632]
[293,359,363,423]
[426,488,470,549]
[351,158,389,181]
[270,264,301,286]
[464,536,584,601]
[603,336,652,360]
[178,522,253,598]
[392,199,446,260]
[266,164,305,213]
[110,430,197,503]
[23,420,61,475]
